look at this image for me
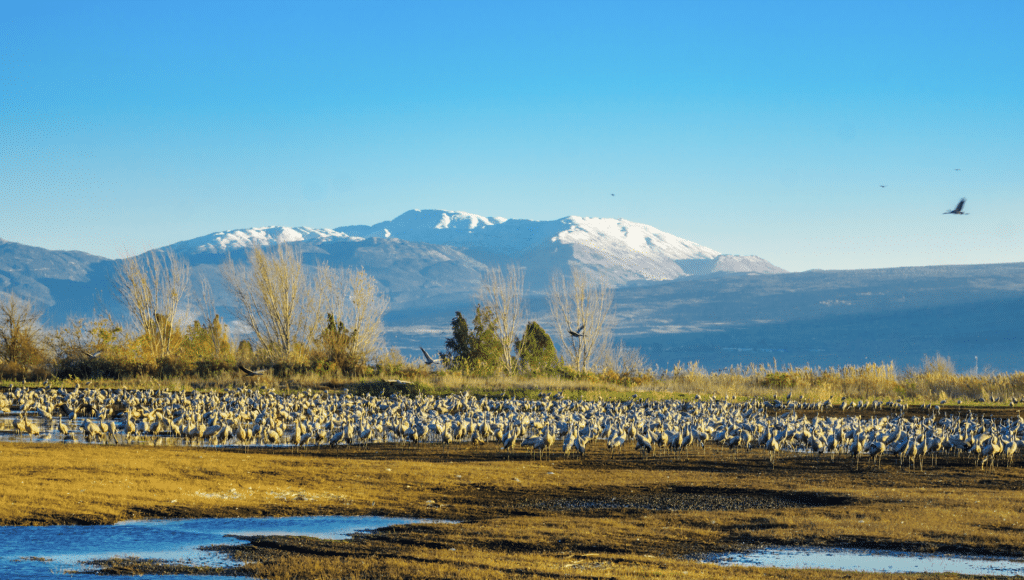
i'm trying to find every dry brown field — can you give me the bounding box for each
[2,409,1023,580]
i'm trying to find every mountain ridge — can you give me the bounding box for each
[165,209,784,286]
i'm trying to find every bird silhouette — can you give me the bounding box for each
[944,198,968,215]
[568,324,585,338]
[419,347,437,365]
[238,365,266,376]
[86,351,101,358]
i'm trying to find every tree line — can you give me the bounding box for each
[0,246,628,381]
[440,265,616,376]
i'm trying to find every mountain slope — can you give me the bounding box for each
[159,209,784,292]
[0,239,110,309]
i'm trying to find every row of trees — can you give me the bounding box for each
[111,243,390,370]
[440,265,615,375]
[0,244,390,378]
[1,245,620,379]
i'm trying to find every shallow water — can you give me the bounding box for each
[0,515,431,579]
[713,546,1024,576]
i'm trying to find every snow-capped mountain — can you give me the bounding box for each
[168,226,362,254]
[167,209,784,286]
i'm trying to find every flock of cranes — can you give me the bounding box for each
[1,382,1021,472]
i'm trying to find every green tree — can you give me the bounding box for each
[181,315,232,362]
[445,305,502,372]
[316,313,362,373]
[445,311,473,361]
[515,321,558,372]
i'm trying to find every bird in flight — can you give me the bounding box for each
[568,324,585,338]
[420,347,437,365]
[238,364,267,376]
[944,198,968,215]
[880,185,886,188]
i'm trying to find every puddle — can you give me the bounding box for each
[711,546,1024,576]
[0,515,434,579]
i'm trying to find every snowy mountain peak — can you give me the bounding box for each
[555,216,720,261]
[431,210,508,230]
[158,209,781,284]
[169,226,361,254]
[334,210,717,261]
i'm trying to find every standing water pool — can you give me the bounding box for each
[0,515,435,579]
[710,546,1024,576]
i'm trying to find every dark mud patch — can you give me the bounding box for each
[524,485,852,513]
[78,554,247,577]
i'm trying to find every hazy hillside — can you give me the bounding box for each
[610,264,1024,373]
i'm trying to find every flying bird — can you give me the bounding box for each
[944,198,968,215]
[86,351,101,358]
[238,365,267,376]
[880,185,886,188]
[420,347,437,365]
[568,324,585,338]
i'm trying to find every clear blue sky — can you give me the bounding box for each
[2,0,1022,272]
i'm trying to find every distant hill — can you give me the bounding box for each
[0,239,111,316]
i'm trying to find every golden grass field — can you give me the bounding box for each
[3,406,1023,580]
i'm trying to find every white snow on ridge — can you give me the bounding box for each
[334,210,718,263]
[554,216,719,261]
[172,226,361,254]
[425,210,507,231]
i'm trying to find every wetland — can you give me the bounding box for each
[1,381,1023,578]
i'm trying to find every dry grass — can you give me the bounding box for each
[14,355,1024,406]
[2,435,1023,579]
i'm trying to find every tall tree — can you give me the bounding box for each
[445,305,502,371]
[515,321,558,371]
[323,267,389,363]
[113,250,191,359]
[548,266,614,372]
[480,265,525,373]
[222,244,326,359]
[0,293,46,367]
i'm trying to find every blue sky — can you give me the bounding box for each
[2,0,1022,272]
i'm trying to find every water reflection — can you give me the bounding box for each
[0,515,432,579]
[714,546,1024,576]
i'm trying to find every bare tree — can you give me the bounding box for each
[345,268,389,362]
[480,265,525,373]
[0,292,45,366]
[547,266,613,372]
[197,276,230,359]
[113,250,191,359]
[321,267,390,363]
[222,243,326,359]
